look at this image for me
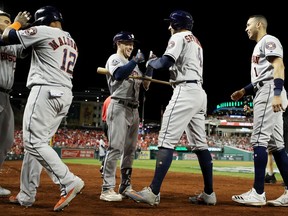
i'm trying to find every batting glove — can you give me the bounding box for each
[14,11,32,29]
[133,49,145,64]
[146,50,157,68]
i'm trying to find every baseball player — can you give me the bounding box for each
[0,10,30,197]
[231,15,288,206]
[102,95,111,138]
[99,95,111,177]
[100,31,151,202]
[125,10,217,206]
[2,6,84,211]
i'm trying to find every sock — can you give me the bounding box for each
[253,146,267,194]
[119,168,132,194]
[196,149,213,194]
[150,148,174,195]
[273,149,288,188]
[120,168,132,186]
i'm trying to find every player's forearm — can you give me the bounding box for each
[272,58,285,96]
[149,55,174,70]
[114,60,137,80]
[272,59,285,80]
[243,83,253,95]
[2,29,21,44]
[2,27,13,43]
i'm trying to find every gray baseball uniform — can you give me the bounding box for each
[250,34,287,150]
[124,10,216,206]
[12,25,82,206]
[159,31,207,151]
[231,16,288,206]
[0,44,27,167]
[102,53,142,190]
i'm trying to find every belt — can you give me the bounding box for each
[118,99,139,109]
[0,87,12,94]
[171,80,198,87]
[253,81,264,93]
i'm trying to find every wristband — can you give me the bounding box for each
[9,21,21,30]
[274,78,284,96]
[145,66,153,77]
[244,83,253,93]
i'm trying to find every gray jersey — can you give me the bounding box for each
[251,34,283,84]
[0,43,27,167]
[156,30,207,151]
[105,53,142,102]
[250,33,287,149]
[16,26,78,89]
[102,52,143,191]
[164,31,203,83]
[0,44,27,89]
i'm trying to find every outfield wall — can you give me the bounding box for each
[5,145,253,161]
[143,145,253,161]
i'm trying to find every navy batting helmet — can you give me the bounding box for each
[33,6,63,26]
[165,10,194,31]
[113,31,137,47]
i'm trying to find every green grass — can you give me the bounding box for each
[63,159,259,179]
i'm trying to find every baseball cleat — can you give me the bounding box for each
[9,195,33,207]
[232,188,266,206]
[125,186,160,206]
[9,195,19,204]
[53,179,85,211]
[0,186,11,197]
[189,191,217,205]
[118,184,135,199]
[100,188,122,202]
[267,189,288,206]
[264,173,277,184]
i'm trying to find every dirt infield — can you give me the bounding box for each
[0,160,287,216]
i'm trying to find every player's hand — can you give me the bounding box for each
[142,80,151,91]
[272,95,285,112]
[146,50,157,68]
[133,49,145,63]
[231,89,245,101]
[14,11,32,29]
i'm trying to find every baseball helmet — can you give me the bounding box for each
[165,10,194,31]
[113,31,137,47]
[0,10,11,19]
[33,5,63,26]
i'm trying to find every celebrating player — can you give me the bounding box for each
[100,31,151,201]
[125,10,217,206]
[0,9,30,197]
[2,6,84,211]
[231,15,288,206]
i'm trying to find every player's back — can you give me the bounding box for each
[17,26,78,89]
[165,31,203,83]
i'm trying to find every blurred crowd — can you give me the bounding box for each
[9,128,253,156]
